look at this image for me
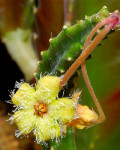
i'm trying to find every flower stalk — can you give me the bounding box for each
[59,12,120,124]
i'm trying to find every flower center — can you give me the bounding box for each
[34,103,48,117]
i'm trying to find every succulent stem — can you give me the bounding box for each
[60,12,120,123]
[59,24,112,89]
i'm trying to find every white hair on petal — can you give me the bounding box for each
[8,89,15,98]
[12,106,20,113]
[39,73,43,79]
[15,129,22,138]
[6,114,14,124]
[5,99,13,104]
[14,79,24,89]
[41,141,48,147]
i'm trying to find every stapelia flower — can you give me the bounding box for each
[12,76,75,142]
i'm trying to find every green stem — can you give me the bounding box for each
[59,23,114,90]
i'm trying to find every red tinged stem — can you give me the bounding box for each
[59,12,120,123]
[81,13,120,123]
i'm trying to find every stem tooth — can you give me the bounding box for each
[103,6,107,9]
[76,20,84,24]
[67,57,72,61]
[41,51,44,56]
[80,19,83,23]
[60,70,65,73]
[58,67,65,73]
[63,25,68,30]
[62,25,71,37]
[85,15,88,19]
[49,38,57,47]
[49,38,52,43]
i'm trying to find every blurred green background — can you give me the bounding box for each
[73,0,120,150]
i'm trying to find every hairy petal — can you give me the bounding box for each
[13,109,37,135]
[49,98,75,123]
[34,115,60,142]
[12,83,38,109]
[35,76,60,104]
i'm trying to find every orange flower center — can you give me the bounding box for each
[34,103,48,117]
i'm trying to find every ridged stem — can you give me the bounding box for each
[59,24,112,89]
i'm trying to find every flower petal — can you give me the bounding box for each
[49,98,75,123]
[13,109,37,135]
[34,115,60,142]
[35,76,60,104]
[12,83,37,108]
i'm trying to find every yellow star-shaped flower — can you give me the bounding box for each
[12,76,75,142]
